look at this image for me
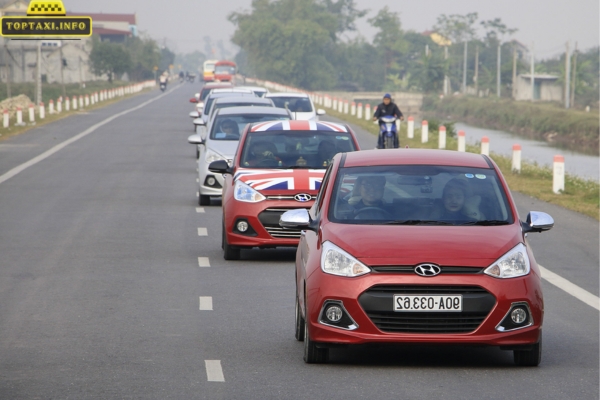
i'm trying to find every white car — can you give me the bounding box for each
[187,106,292,206]
[266,92,325,121]
[236,86,269,97]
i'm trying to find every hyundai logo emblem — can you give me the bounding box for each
[414,263,441,277]
[294,193,312,202]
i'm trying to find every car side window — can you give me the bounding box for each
[314,164,333,216]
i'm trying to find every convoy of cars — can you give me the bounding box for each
[186,82,554,367]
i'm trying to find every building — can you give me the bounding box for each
[71,12,138,43]
[513,74,563,102]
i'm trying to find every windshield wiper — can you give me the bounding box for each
[459,220,510,226]
[384,220,454,225]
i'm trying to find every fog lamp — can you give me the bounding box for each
[207,176,216,186]
[325,305,343,322]
[511,307,527,324]
[237,221,249,232]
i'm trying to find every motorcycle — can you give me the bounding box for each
[377,115,399,149]
[160,82,167,92]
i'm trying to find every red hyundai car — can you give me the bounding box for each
[208,120,360,260]
[280,149,554,365]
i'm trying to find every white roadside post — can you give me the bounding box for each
[90,94,95,105]
[79,95,84,108]
[553,155,565,193]
[439,125,446,149]
[84,95,89,107]
[16,107,23,125]
[512,144,522,173]
[481,136,489,155]
[65,97,70,111]
[338,99,343,113]
[350,102,356,116]
[357,103,363,119]
[457,130,466,152]
[365,104,371,121]
[343,100,349,114]
[332,98,338,111]
[407,116,414,139]
[57,98,62,113]
[39,102,45,119]
[3,109,8,128]
[72,96,77,110]
[49,99,54,114]
[28,104,35,123]
[421,120,428,143]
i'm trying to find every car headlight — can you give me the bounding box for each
[234,180,265,203]
[321,241,370,277]
[484,243,531,279]
[205,149,225,164]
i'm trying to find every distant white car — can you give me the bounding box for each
[236,86,269,97]
[266,92,325,121]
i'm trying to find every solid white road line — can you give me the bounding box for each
[205,360,225,382]
[196,192,199,197]
[196,207,205,213]
[198,257,210,267]
[539,265,600,311]
[199,296,213,310]
[0,86,178,186]
[198,227,208,236]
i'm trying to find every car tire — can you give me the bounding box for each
[303,307,328,363]
[514,334,542,366]
[222,223,240,260]
[199,193,211,206]
[295,295,305,342]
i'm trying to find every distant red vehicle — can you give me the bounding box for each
[208,120,360,260]
[279,149,555,365]
[214,60,237,82]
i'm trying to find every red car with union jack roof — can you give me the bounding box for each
[208,120,361,260]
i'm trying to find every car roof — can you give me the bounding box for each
[237,86,268,91]
[342,149,492,168]
[250,120,348,132]
[203,82,232,88]
[211,88,253,94]
[265,92,308,98]
[207,92,256,99]
[216,106,290,116]
[214,97,272,105]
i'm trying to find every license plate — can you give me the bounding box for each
[393,295,462,312]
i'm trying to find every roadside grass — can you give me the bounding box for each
[0,81,153,142]
[327,107,600,220]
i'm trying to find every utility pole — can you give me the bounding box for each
[462,41,468,94]
[35,41,41,106]
[474,46,479,95]
[530,43,534,102]
[59,41,66,98]
[4,39,11,98]
[443,46,449,95]
[512,45,517,99]
[571,42,578,107]
[78,56,83,89]
[497,43,501,97]
[564,41,570,109]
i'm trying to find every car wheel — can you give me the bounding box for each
[514,334,542,366]
[303,307,328,363]
[199,193,211,206]
[222,223,240,260]
[295,295,305,342]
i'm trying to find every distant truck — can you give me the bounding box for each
[214,60,237,82]
[203,59,218,82]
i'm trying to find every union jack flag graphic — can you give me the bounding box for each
[235,168,325,191]
[251,120,347,132]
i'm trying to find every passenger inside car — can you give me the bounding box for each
[215,119,240,139]
[317,140,337,166]
[429,178,484,221]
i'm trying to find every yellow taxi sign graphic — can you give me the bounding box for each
[27,0,66,16]
[1,0,92,38]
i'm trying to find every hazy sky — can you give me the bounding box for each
[69,0,599,58]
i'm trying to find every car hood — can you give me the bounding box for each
[207,140,239,159]
[234,168,325,194]
[323,223,522,267]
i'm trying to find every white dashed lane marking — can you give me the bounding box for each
[198,228,208,236]
[196,207,205,213]
[198,257,210,267]
[205,360,225,382]
[540,265,599,311]
[199,296,213,310]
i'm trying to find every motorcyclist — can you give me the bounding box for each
[373,93,404,148]
[179,71,185,82]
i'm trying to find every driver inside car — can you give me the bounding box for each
[218,119,239,139]
[246,141,282,167]
[348,175,394,219]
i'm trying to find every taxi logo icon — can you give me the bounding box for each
[27,1,66,16]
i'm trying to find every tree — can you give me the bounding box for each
[89,40,132,82]
[126,35,161,81]
[368,7,408,89]
[481,18,517,96]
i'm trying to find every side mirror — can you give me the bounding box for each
[522,211,554,233]
[194,93,200,100]
[279,208,318,232]
[193,118,206,126]
[208,160,231,174]
[316,108,326,116]
[189,97,198,103]
[188,134,204,145]
[189,111,199,118]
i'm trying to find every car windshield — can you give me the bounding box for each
[328,165,513,225]
[204,94,252,116]
[240,131,357,169]
[210,114,290,141]
[270,97,313,112]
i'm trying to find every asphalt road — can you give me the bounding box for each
[0,84,597,399]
